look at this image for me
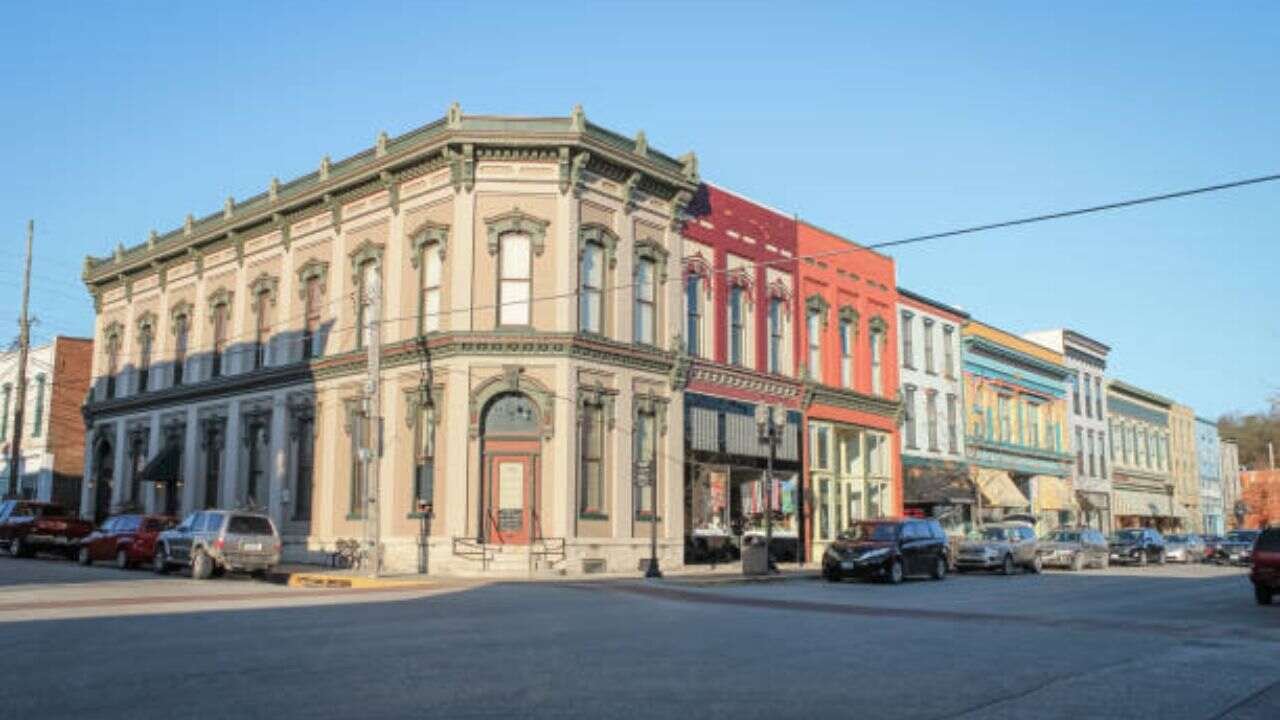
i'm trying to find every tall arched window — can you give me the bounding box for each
[173,314,189,387]
[421,244,443,334]
[806,307,822,382]
[356,261,379,350]
[105,331,121,398]
[768,298,784,374]
[579,240,603,334]
[686,275,702,357]
[499,233,532,326]
[253,288,272,370]
[728,286,745,366]
[634,257,656,345]
[210,298,230,379]
[137,324,153,394]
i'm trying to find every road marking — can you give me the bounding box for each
[0,585,435,613]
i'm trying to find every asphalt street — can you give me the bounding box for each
[1,557,1276,720]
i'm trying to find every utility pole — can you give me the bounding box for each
[5,221,33,499]
[361,269,383,576]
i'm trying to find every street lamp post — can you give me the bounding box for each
[757,404,784,573]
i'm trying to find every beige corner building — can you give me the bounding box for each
[79,106,699,575]
[1168,404,1200,532]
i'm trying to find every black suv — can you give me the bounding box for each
[822,518,949,584]
[1108,528,1167,566]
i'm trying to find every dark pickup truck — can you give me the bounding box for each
[0,500,95,559]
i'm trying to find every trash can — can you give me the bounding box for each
[742,536,769,576]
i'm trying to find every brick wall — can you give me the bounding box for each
[48,337,92,479]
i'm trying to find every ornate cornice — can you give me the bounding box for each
[687,359,805,405]
[805,382,901,418]
[484,207,548,257]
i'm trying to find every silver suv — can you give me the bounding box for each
[955,521,1042,574]
[153,510,280,579]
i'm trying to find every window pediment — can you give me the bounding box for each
[103,320,124,342]
[207,287,233,317]
[348,240,385,284]
[485,207,548,257]
[249,273,279,311]
[168,301,193,334]
[579,224,618,268]
[838,304,860,329]
[296,259,329,300]
[869,315,888,336]
[634,237,670,284]
[135,311,157,335]
[409,221,450,268]
[805,294,830,328]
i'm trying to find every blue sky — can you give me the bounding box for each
[1,2,1276,417]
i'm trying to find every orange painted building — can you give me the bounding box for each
[1240,469,1280,528]
[795,221,903,560]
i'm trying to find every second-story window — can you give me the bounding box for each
[903,385,917,449]
[253,289,271,370]
[173,314,189,387]
[900,311,914,369]
[499,233,532,327]
[1072,373,1081,415]
[633,257,656,345]
[1087,430,1097,477]
[728,286,745,366]
[923,319,935,374]
[1026,401,1040,448]
[31,374,46,437]
[137,324,153,393]
[579,240,603,334]
[946,393,958,453]
[1099,431,1107,476]
[768,297,784,374]
[106,332,121,398]
[1083,372,1093,419]
[1076,427,1085,472]
[1094,376,1103,418]
[926,390,939,451]
[211,302,228,379]
[303,277,323,359]
[357,261,380,349]
[806,307,822,382]
[839,316,853,388]
[998,395,1012,442]
[943,325,955,378]
[685,275,702,357]
[870,326,884,396]
[422,244,443,334]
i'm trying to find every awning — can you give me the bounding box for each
[972,468,1029,509]
[903,464,974,505]
[1076,491,1110,512]
[1113,489,1174,518]
[1033,475,1076,512]
[139,442,182,483]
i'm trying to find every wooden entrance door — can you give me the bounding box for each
[486,452,535,544]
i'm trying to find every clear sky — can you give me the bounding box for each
[1,2,1276,418]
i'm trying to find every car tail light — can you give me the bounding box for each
[213,538,225,551]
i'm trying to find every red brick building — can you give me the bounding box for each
[796,222,902,561]
[678,184,806,564]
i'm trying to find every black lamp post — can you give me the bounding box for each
[757,404,785,573]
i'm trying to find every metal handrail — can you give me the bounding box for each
[451,536,493,571]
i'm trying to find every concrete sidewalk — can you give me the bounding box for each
[272,562,820,589]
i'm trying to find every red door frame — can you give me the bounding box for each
[483,437,541,545]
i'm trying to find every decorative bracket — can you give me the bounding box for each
[380,170,400,214]
[622,171,642,214]
[446,143,475,193]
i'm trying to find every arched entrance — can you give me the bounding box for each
[93,438,114,523]
[480,392,542,544]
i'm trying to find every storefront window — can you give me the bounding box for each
[810,424,831,470]
[689,466,729,535]
[818,478,830,540]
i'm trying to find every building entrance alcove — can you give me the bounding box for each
[480,392,542,545]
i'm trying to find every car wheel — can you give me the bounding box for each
[1071,554,1084,572]
[931,556,946,581]
[1001,554,1015,576]
[887,559,904,584]
[152,548,170,575]
[1256,587,1274,606]
[191,550,213,580]
[822,564,839,582]
[1157,550,1167,566]
[77,546,93,566]
[115,549,131,570]
[1030,555,1043,574]
[10,537,27,559]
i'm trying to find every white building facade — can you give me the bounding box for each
[1196,417,1223,534]
[1024,329,1113,533]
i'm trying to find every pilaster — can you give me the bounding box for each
[222,399,241,507]
[181,406,199,515]
[450,183,475,332]
[111,422,127,509]
[268,393,288,525]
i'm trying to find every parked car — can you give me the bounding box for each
[955,522,1041,574]
[1215,529,1261,566]
[1038,528,1110,571]
[1108,528,1167,565]
[1249,527,1280,605]
[0,500,94,559]
[1202,535,1224,562]
[78,514,177,569]
[153,510,281,579]
[1163,533,1206,563]
[821,518,949,584]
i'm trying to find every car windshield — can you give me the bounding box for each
[1226,531,1259,542]
[842,522,898,542]
[1046,531,1081,542]
[1112,530,1143,542]
[1166,534,1187,542]
[979,527,1014,541]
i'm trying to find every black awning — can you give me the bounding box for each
[903,465,974,505]
[139,442,182,482]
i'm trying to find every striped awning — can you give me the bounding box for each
[1033,475,1076,512]
[973,468,1029,509]
[1113,489,1175,518]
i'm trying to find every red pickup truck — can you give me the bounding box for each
[0,500,95,559]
